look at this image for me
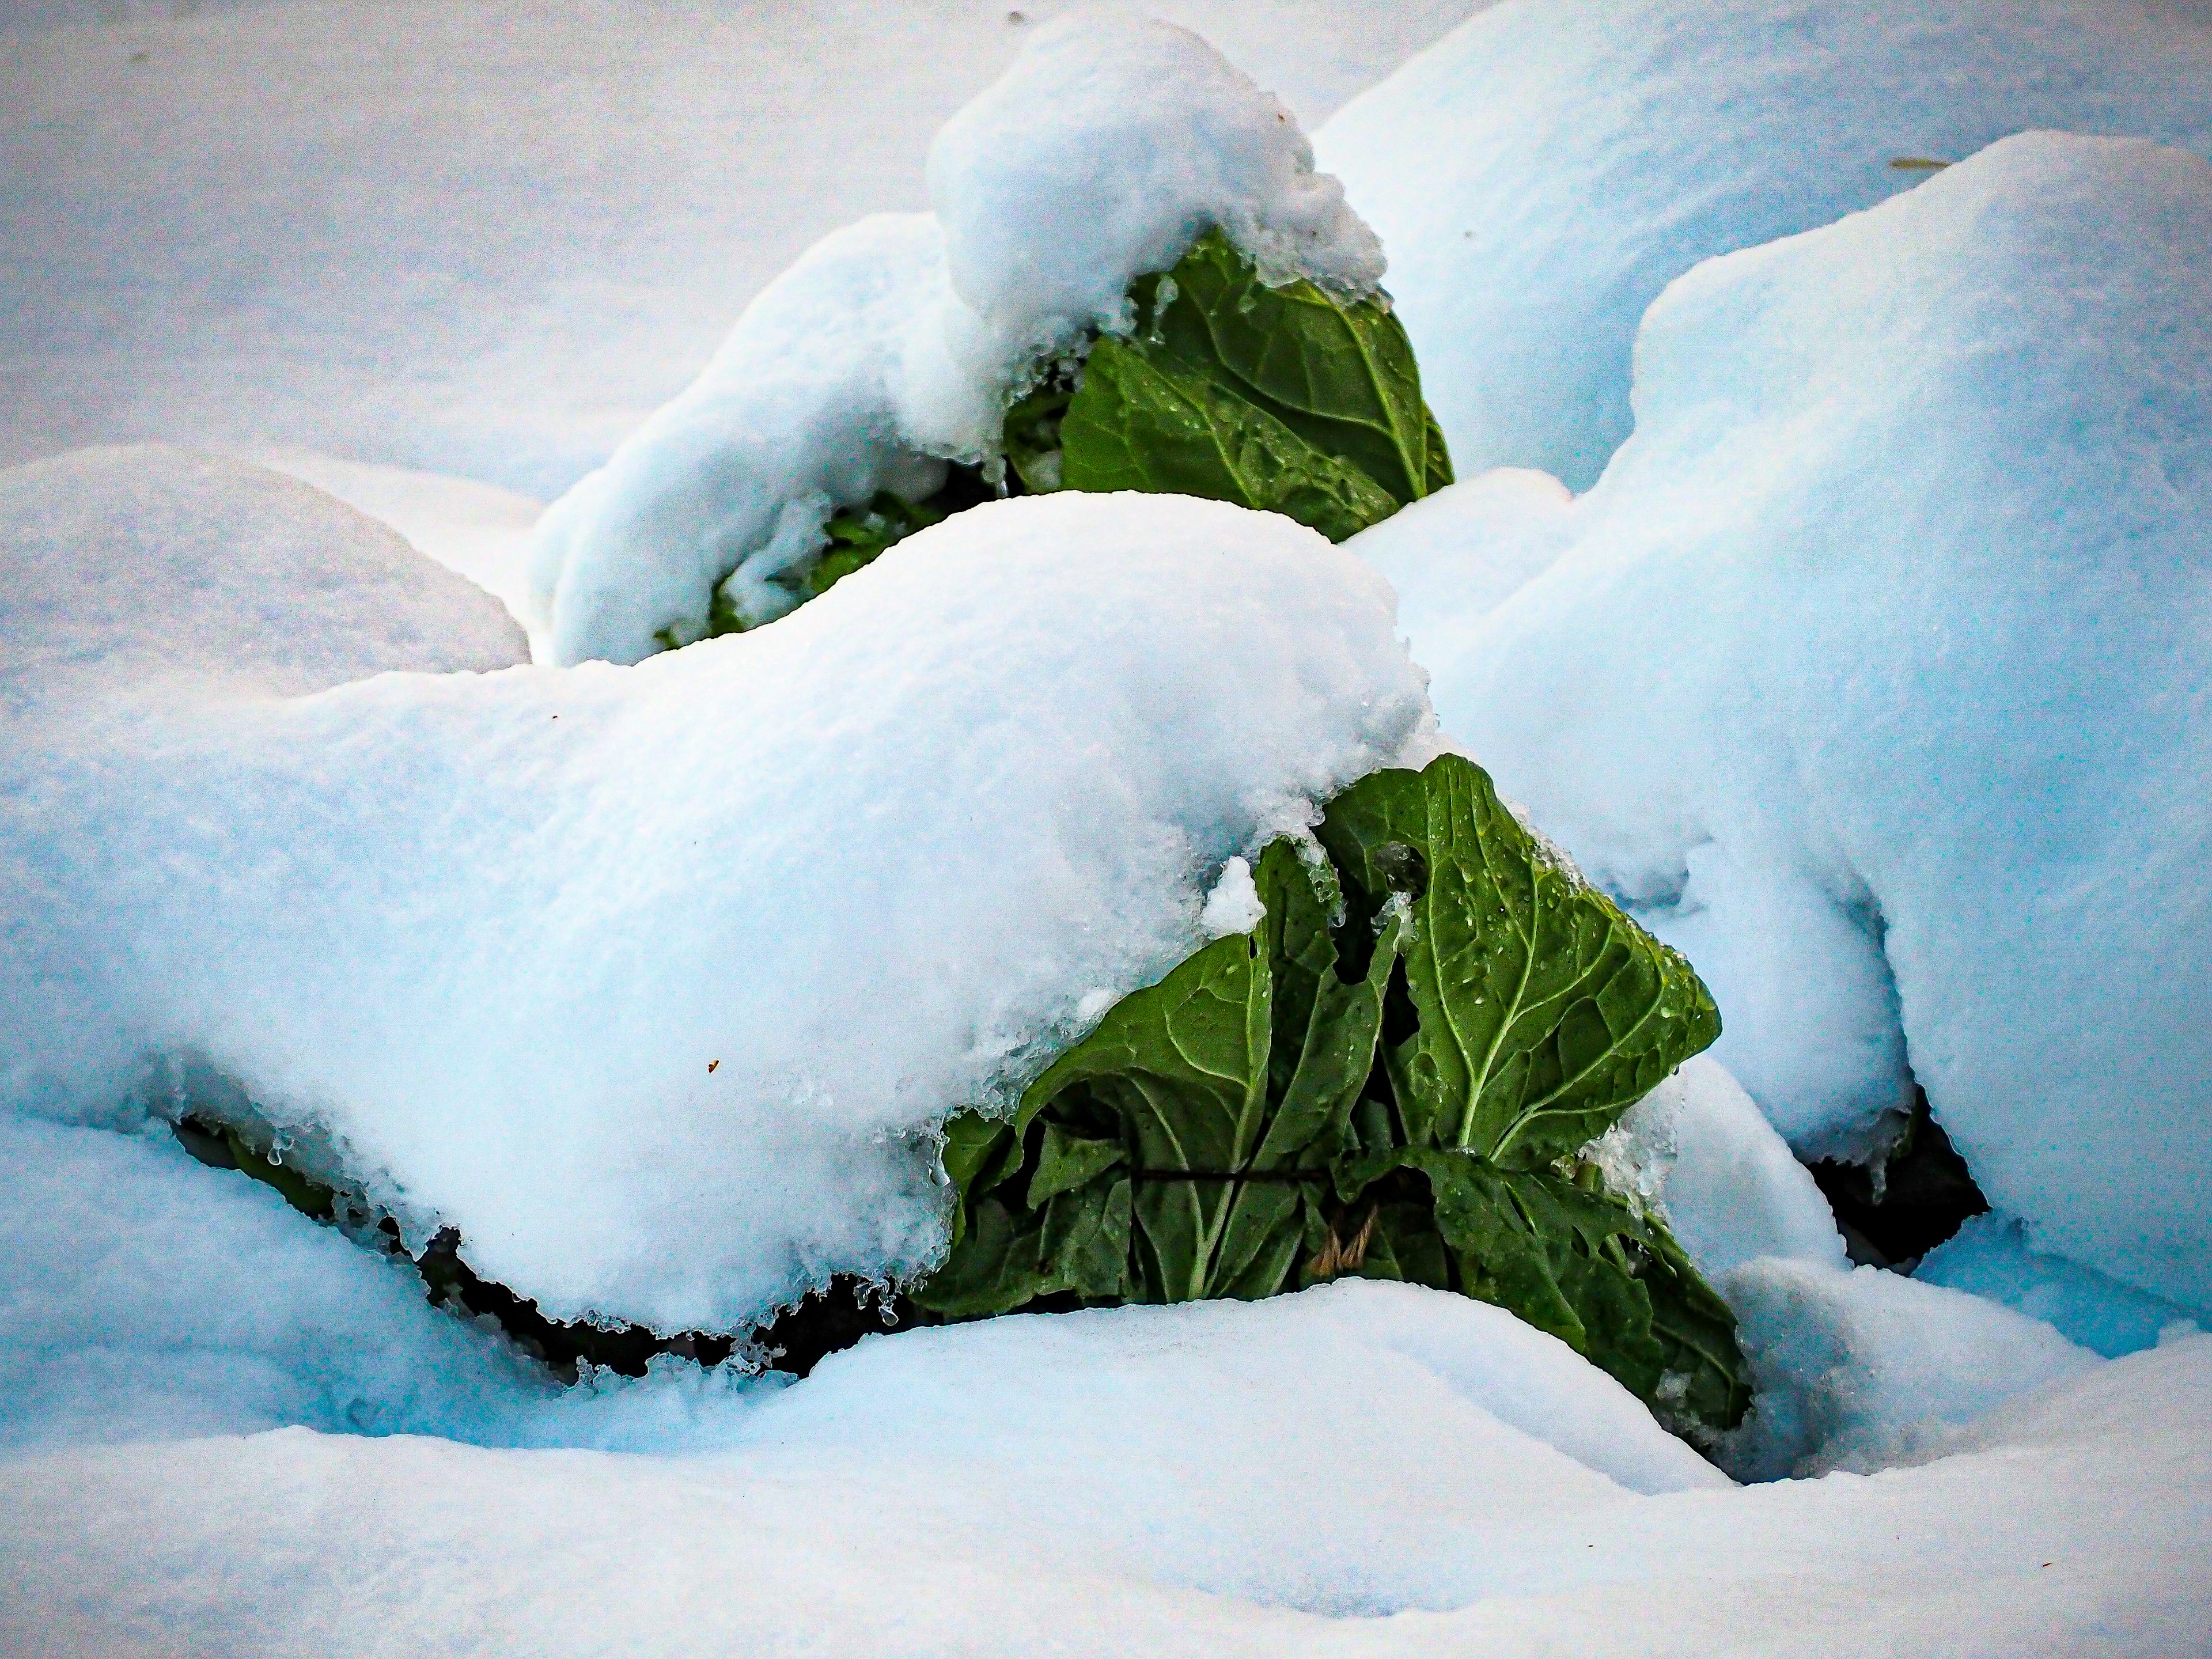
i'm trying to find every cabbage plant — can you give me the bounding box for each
[916,755,1750,1441]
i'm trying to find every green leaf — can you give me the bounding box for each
[1317,755,1721,1166]
[1147,232,1445,507]
[1059,339,1399,543]
[1029,1124,1125,1205]
[1252,840,1402,1170]
[1050,230,1452,543]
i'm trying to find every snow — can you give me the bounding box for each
[1,444,525,717]
[1584,1058,2092,1480]
[1317,0,2212,489]
[0,1112,558,1453]
[3,478,1435,1332]
[1722,1259,2097,1480]
[527,14,1388,665]
[1363,131,2212,1317]
[1589,1056,1846,1282]
[3,1295,2205,1654]
[241,447,546,648]
[0,0,1480,497]
[930,12,1383,333]
[6,2,2211,1646]
[1918,1214,2203,1360]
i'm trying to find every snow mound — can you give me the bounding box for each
[1368,132,2212,1315]
[930,13,1382,335]
[527,14,1383,666]
[730,1283,1728,1615]
[1,444,525,717]
[1318,0,2212,488]
[3,487,1434,1332]
[1724,1257,2097,1479]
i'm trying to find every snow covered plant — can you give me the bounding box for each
[921,755,1749,1442]
[690,228,1453,642]
[525,15,1447,666]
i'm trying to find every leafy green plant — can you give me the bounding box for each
[703,227,1456,639]
[917,753,1749,1441]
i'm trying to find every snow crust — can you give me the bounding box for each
[1363,132,2212,1315]
[3,478,1434,1332]
[1318,0,2212,488]
[527,14,1384,665]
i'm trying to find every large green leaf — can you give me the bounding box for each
[1050,230,1452,544]
[1317,756,1721,1167]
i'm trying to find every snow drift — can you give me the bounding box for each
[2,455,1435,1333]
[1318,0,2212,488]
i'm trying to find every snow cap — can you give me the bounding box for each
[930,13,1382,340]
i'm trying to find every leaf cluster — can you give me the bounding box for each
[1009,230,1454,542]
[918,755,1749,1442]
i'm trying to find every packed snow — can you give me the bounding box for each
[528,14,1386,664]
[1361,131,2212,1320]
[2,466,1436,1332]
[1318,0,2212,488]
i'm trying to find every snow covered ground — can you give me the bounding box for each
[4,1308,2207,1655]
[0,0,1483,495]
[5,0,2211,1652]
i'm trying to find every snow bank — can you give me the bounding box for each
[1366,132,2212,1314]
[527,14,1384,665]
[3,478,1434,1332]
[7,1304,2206,1654]
[1317,0,2212,488]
